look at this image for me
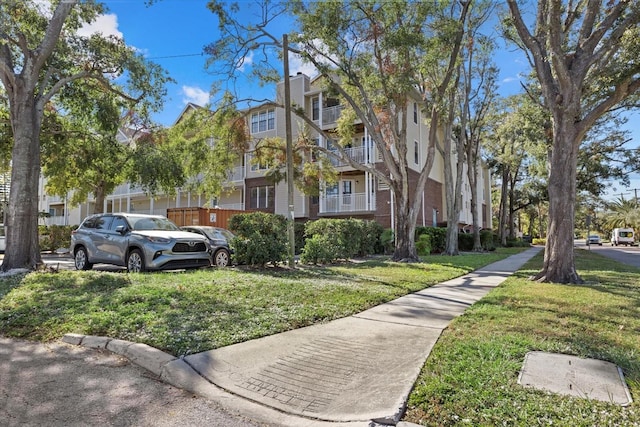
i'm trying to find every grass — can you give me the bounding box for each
[404,249,640,426]
[0,248,523,356]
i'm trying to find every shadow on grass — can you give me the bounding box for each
[468,249,640,387]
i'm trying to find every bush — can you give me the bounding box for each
[415,227,446,253]
[416,234,431,256]
[359,220,384,256]
[458,232,474,251]
[228,212,288,267]
[301,218,383,264]
[38,225,75,253]
[294,221,306,255]
[300,234,342,264]
[506,238,531,248]
[532,238,546,246]
[480,229,497,251]
[380,228,394,255]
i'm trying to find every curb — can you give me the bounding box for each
[61,333,372,427]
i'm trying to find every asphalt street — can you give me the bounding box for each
[0,338,267,427]
[577,239,640,268]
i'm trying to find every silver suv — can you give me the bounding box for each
[71,213,211,272]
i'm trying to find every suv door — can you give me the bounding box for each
[91,215,114,262]
[100,215,130,265]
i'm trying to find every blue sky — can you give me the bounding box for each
[89,0,639,200]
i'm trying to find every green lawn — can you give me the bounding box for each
[0,248,521,356]
[404,249,640,426]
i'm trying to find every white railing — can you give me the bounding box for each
[215,203,245,210]
[328,145,370,166]
[226,166,245,183]
[111,184,145,197]
[47,195,64,203]
[319,192,376,214]
[45,215,67,226]
[322,105,345,125]
[127,208,168,216]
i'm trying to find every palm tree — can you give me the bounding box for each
[603,197,640,230]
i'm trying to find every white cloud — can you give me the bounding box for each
[182,86,210,106]
[78,14,123,39]
[237,51,254,72]
[289,53,318,79]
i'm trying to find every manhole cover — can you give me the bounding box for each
[518,351,632,406]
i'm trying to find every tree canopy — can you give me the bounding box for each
[505,0,640,283]
[0,0,169,271]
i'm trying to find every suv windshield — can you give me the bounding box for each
[128,216,181,231]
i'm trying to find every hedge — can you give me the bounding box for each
[227,212,288,267]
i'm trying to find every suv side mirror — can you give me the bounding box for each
[115,225,127,235]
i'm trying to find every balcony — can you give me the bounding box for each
[225,166,245,183]
[319,192,376,214]
[328,145,371,167]
[322,104,345,125]
[215,202,245,210]
[111,183,145,197]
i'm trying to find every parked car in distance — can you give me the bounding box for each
[587,235,602,246]
[181,225,234,267]
[610,228,635,246]
[70,213,211,273]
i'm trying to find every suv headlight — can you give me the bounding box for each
[144,236,172,244]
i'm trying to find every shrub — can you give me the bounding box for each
[415,227,446,253]
[300,234,341,264]
[480,229,497,251]
[228,212,288,267]
[294,221,306,255]
[380,228,394,255]
[301,218,382,264]
[506,238,531,248]
[39,225,75,253]
[416,234,431,256]
[458,232,474,251]
[359,220,384,256]
[532,238,546,246]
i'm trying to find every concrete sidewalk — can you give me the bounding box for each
[66,247,542,427]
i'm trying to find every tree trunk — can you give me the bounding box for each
[467,155,482,251]
[94,185,106,214]
[534,118,582,284]
[1,96,43,271]
[499,167,509,246]
[392,191,418,262]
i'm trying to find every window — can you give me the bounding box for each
[312,97,320,121]
[251,109,275,133]
[250,186,275,209]
[414,141,419,165]
[110,216,128,232]
[413,102,418,124]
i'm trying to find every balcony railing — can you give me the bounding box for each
[319,192,376,214]
[111,183,145,197]
[328,145,371,166]
[215,202,245,210]
[226,166,245,183]
[45,215,67,226]
[322,105,345,125]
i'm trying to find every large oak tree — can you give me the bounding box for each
[0,0,168,271]
[505,0,640,283]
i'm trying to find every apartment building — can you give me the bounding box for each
[38,72,492,231]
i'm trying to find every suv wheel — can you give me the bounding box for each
[127,249,146,273]
[213,249,230,267]
[74,247,93,270]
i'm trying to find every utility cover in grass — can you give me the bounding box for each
[518,351,632,406]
